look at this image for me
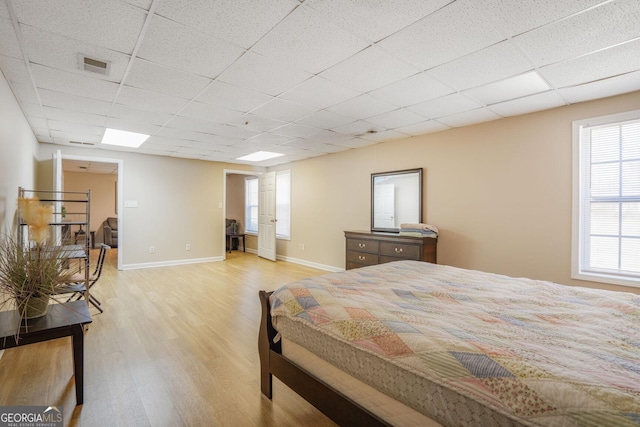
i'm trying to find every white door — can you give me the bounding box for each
[258,171,277,261]
[373,183,395,228]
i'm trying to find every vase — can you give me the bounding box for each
[17,295,50,319]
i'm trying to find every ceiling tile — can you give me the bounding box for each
[165,116,221,134]
[326,94,397,120]
[463,71,551,105]
[478,0,608,37]
[116,86,189,115]
[377,0,505,70]
[320,46,418,93]
[12,0,146,53]
[252,5,368,74]
[364,109,428,129]
[427,41,533,91]
[331,120,386,136]
[368,72,454,107]
[306,129,356,144]
[249,98,319,123]
[39,89,112,116]
[48,120,103,135]
[31,64,119,101]
[195,81,272,112]
[0,18,22,58]
[9,82,39,105]
[178,101,243,124]
[155,126,205,141]
[155,0,299,49]
[436,107,502,127]
[21,25,130,83]
[306,0,452,43]
[488,91,567,117]
[208,124,260,140]
[539,39,640,89]
[395,120,450,136]
[279,76,360,110]
[408,93,482,119]
[558,70,640,104]
[50,130,101,143]
[271,123,321,138]
[0,55,30,85]
[0,2,10,19]
[359,129,410,142]
[513,0,640,67]
[226,114,288,133]
[295,110,356,129]
[42,106,106,126]
[125,59,213,99]
[136,15,245,78]
[110,104,174,126]
[246,133,295,145]
[218,52,313,96]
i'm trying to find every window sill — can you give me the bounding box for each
[572,271,640,289]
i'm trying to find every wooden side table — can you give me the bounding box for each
[0,300,92,405]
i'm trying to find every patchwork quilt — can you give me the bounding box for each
[270,261,640,427]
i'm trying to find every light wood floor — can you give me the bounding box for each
[0,250,338,426]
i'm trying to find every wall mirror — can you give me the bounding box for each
[371,168,422,232]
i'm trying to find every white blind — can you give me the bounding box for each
[580,119,640,278]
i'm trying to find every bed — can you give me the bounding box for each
[258,260,640,427]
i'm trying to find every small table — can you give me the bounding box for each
[226,233,246,253]
[74,230,95,248]
[0,300,92,405]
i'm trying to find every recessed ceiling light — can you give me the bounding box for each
[101,128,149,148]
[237,151,285,162]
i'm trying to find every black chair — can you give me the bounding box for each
[56,244,110,313]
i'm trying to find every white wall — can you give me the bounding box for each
[0,72,38,233]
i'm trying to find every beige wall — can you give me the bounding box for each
[64,171,117,244]
[37,144,262,267]
[272,90,640,294]
[0,73,38,233]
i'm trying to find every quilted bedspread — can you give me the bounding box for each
[270,261,640,427]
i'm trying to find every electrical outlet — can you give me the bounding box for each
[298,243,305,251]
[149,246,155,254]
[186,243,191,251]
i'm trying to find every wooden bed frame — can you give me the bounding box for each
[258,290,392,427]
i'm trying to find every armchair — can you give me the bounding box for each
[103,217,118,248]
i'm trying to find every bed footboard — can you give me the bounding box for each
[258,290,391,427]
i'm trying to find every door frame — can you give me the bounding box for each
[223,168,261,260]
[58,153,124,270]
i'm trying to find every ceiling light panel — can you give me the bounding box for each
[377,0,504,70]
[101,128,149,148]
[464,71,551,105]
[252,6,368,74]
[539,39,640,89]
[513,1,640,67]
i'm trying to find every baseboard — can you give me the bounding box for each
[276,255,343,273]
[122,256,222,270]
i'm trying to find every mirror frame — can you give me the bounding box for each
[371,168,423,233]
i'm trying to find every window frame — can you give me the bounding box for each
[572,109,640,288]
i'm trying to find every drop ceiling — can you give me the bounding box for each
[1,0,639,167]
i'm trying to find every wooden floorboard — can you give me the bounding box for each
[0,250,337,426]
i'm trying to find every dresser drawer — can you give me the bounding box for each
[379,242,420,260]
[346,238,379,254]
[346,250,379,266]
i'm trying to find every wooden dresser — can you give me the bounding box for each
[344,230,437,270]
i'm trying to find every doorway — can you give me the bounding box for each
[58,153,124,270]
[223,169,258,260]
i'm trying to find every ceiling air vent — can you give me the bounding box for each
[79,55,110,76]
[70,141,96,146]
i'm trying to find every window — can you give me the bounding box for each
[573,110,640,287]
[244,170,291,239]
[245,177,258,233]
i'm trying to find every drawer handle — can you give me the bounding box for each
[358,255,366,261]
[358,243,366,248]
[394,247,403,253]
